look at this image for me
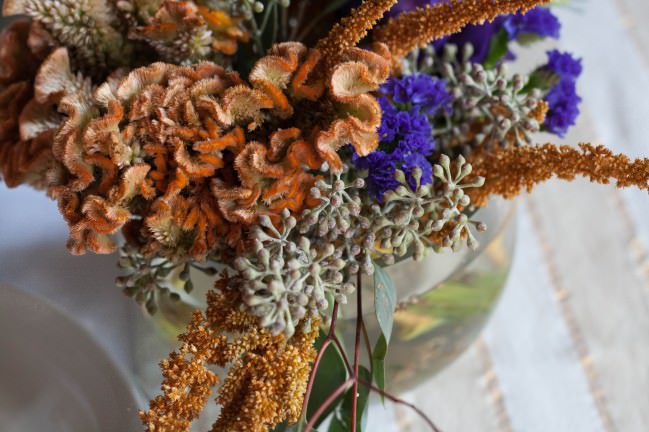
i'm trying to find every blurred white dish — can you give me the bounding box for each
[0,283,141,431]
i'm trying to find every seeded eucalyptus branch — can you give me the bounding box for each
[403,43,547,153]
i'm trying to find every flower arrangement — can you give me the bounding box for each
[1,0,649,431]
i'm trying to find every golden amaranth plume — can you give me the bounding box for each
[373,0,551,65]
[467,143,649,206]
[140,285,319,432]
[316,0,397,72]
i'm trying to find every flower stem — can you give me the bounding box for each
[300,272,442,432]
[301,302,340,417]
[304,378,354,432]
[351,271,363,432]
[359,379,443,432]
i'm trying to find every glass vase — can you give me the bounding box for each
[130,198,516,422]
[337,198,516,392]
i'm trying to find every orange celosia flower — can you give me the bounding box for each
[44,41,389,258]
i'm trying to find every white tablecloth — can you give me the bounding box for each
[2,0,649,431]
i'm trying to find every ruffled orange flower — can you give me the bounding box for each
[45,41,390,259]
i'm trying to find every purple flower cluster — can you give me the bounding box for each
[438,7,560,63]
[386,1,561,64]
[543,50,583,137]
[381,74,453,114]
[354,74,451,200]
[502,7,561,40]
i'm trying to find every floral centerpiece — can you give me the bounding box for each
[1,0,649,431]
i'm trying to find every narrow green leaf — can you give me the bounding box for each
[306,331,348,428]
[484,29,510,70]
[373,263,397,344]
[372,334,388,404]
[340,366,372,431]
[328,415,347,432]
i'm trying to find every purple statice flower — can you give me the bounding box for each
[397,121,435,154]
[354,74,441,200]
[546,49,583,80]
[544,80,581,137]
[502,7,561,40]
[433,20,502,64]
[377,97,433,143]
[380,74,453,114]
[352,150,401,200]
[542,50,583,137]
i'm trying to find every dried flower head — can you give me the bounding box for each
[467,143,649,206]
[44,41,389,258]
[3,0,135,75]
[132,0,249,64]
[0,19,59,188]
[141,287,319,432]
[316,0,397,72]
[373,0,551,66]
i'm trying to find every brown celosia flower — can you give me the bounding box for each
[467,143,649,206]
[0,19,60,188]
[373,0,551,65]
[141,284,319,432]
[132,0,249,63]
[46,41,390,257]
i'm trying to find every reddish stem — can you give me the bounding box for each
[301,338,332,415]
[332,337,353,374]
[300,269,442,432]
[359,379,442,432]
[350,272,363,432]
[301,302,340,416]
[304,378,354,432]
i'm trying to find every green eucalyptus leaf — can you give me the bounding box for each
[328,415,347,432]
[306,331,348,428]
[372,333,388,404]
[484,28,510,70]
[373,263,397,344]
[340,366,371,432]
